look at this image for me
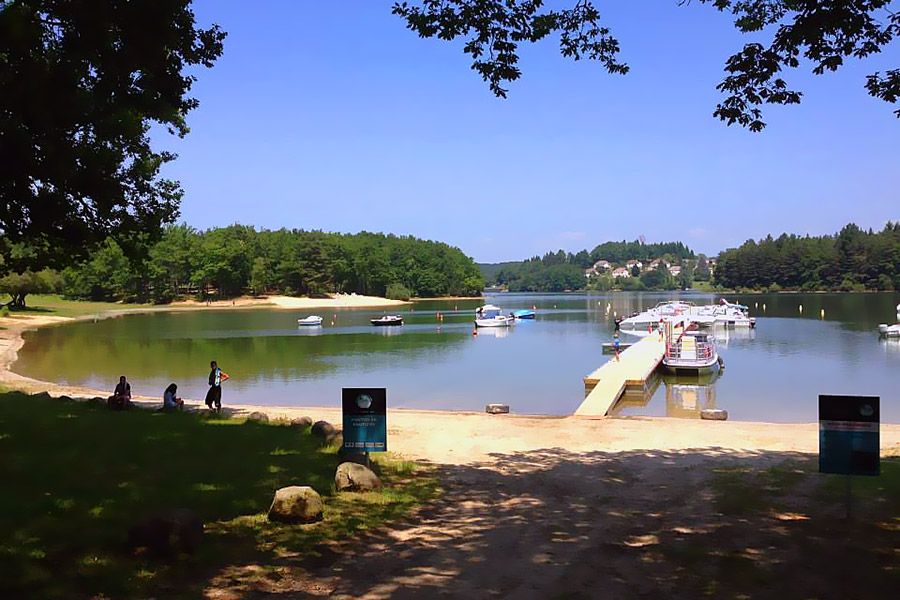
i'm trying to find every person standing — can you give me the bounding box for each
[205,360,229,412]
[613,332,621,362]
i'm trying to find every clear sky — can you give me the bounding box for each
[156,1,900,262]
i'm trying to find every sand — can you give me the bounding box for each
[170,293,410,310]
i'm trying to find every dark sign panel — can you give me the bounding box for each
[342,388,387,453]
[819,395,879,476]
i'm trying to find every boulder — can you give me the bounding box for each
[335,462,382,492]
[89,396,106,405]
[267,486,324,524]
[246,411,269,424]
[58,395,73,403]
[291,416,313,428]
[311,420,338,443]
[128,508,204,555]
[31,391,53,402]
[485,403,510,414]
[700,409,728,421]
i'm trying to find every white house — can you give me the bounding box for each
[612,267,630,279]
[648,258,669,270]
[668,265,682,277]
[593,260,611,271]
[625,260,643,271]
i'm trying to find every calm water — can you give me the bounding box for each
[15,292,900,422]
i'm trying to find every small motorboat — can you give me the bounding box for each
[475,304,515,328]
[878,323,900,337]
[297,315,323,326]
[371,315,403,326]
[512,309,536,320]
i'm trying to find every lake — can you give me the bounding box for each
[15,292,900,422]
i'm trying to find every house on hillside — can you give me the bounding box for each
[612,267,630,279]
[625,260,643,271]
[668,265,682,277]
[583,268,595,278]
[648,258,669,271]
[593,260,611,271]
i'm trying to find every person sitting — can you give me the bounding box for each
[108,375,132,410]
[162,383,184,411]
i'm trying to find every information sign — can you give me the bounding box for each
[342,388,387,452]
[819,395,879,476]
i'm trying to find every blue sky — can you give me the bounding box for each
[157,1,900,262]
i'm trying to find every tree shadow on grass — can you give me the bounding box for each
[0,392,436,599]
[286,447,898,600]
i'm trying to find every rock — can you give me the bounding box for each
[246,411,269,424]
[311,420,337,443]
[337,446,369,465]
[485,403,510,414]
[89,396,106,405]
[267,486,324,524]
[290,416,313,428]
[335,462,382,492]
[31,391,53,402]
[58,395,73,403]
[700,409,728,421]
[128,508,204,555]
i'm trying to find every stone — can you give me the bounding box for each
[128,508,204,555]
[311,420,338,443]
[267,486,324,524]
[58,395,73,403]
[290,416,313,428]
[89,396,106,405]
[335,462,382,492]
[700,409,728,421]
[485,403,510,414]
[246,411,269,424]
[31,391,53,402]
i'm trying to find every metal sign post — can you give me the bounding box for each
[818,395,880,520]
[342,388,387,457]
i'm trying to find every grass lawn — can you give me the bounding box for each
[0,392,438,598]
[4,294,155,318]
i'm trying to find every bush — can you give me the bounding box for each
[385,283,412,300]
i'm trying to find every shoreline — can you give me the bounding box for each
[2,299,899,464]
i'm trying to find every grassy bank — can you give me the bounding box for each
[4,294,154,318]
[0,392,438,598]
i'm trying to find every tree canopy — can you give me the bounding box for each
[0,0,225,268]
[394,0,900,130]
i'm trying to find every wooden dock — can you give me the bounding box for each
[575,335,666,417]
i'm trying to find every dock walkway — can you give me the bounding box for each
[575,335,666,417]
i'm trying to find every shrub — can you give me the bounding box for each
[385,283,412,300]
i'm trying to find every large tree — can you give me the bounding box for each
[394,0,900,131]
[0,0,224,269]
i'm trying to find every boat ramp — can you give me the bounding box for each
[576,336,666,417]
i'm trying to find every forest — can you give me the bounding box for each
[715,223,900,292]
[0,225,484,306]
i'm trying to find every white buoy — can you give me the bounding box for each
[754,302,758,309]
[799,304,803,314]
[762,303,766,311]
[820,308,825,319]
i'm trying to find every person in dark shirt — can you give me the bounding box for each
[204,361,229,412]
[108,375,132,410]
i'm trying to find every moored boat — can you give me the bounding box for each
[512,309,536,320]
[878,323,900,337]
[662,331,720,374]
[297,315,323,326]
[371,315,403,326]
[475,304,515,328]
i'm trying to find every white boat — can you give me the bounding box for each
[371,315,404,326]
[475,304,515,328]
[618,301,694,332]
[878,323,900,337]
[663,330,721,374]
[297,315,323,326]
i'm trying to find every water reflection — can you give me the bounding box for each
[664,372,721,419]
[474,326,512,339]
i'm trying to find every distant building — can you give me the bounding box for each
[583,268,595,278]
[668,265,682,277]
[593,260,611,271]
[612,267,630,279]
[625,260,643,271]
[648,258,669,270]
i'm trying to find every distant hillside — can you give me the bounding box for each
[479,240,698,292]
